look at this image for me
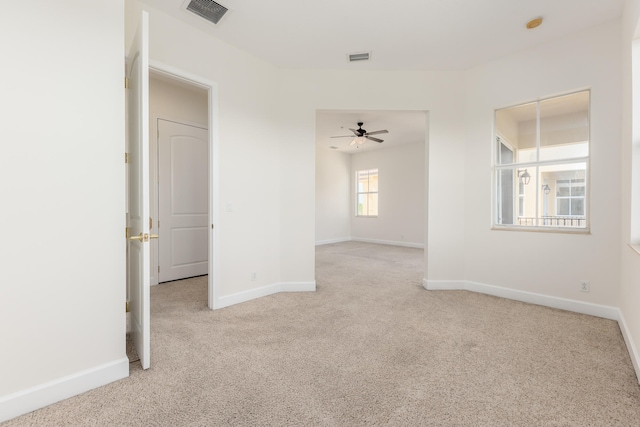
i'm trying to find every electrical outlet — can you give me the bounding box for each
[580,280,590,292]
[251,272,257,281]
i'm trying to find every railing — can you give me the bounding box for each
[517,216,586,228]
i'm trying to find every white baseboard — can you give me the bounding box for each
[315,237,424,249]
[423,279,465,290]
[351,237,424,249]
[315,238,352,246]
[216,281,316,309]
[617,309,640,384]
[423,279,618,320]
[0,357,129,423]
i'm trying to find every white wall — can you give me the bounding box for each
[126,0,316,299]
[148,76,208,285]
[463,20,622,306]
[149,76,208,125]
[0,0,127,421]
[126,1,292,297]
[351,143,425,247]
[315,147,351,244]
[620,0,640,377]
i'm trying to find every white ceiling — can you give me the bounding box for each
[139,0,624,71]
[139,0,623,154]
[316,110,427,154]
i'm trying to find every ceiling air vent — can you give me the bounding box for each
[187,0,229,25]
[349,52,370,62]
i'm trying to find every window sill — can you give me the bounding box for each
[356,215,378,218]
[491,225,591,235]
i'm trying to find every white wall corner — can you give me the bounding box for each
[0,358,129,423]
[423,280,466,290]
[617,309,640,384]
[216,282,316,309]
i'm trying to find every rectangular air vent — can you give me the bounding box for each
[187,0,229,25]
[349,52,370,62]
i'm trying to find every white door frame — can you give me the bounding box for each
[149,60,220,310]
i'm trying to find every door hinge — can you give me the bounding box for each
[149,217,153,230]
[126,300,130,312]
[124,76,130,89]
[158,220,160,228]
[125,152,130,164]
[125,227,130,239]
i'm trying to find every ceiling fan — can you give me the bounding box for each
[330,122,389,145]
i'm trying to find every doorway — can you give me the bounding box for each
[314,109,428,287]
[149,72,208,288]
[314,109,428,250]
[148,62,220,310]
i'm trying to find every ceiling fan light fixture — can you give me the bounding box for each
[348,52,370,62]
[331,122,388,146]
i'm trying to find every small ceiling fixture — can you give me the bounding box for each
[526,17,543,30]
[186,0,229,25]
[348,52,370,62]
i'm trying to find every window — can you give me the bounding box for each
[493,91,589,230]
[556,179,585,216]
[356,169,378,216]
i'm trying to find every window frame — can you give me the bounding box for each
[492,90,591,233]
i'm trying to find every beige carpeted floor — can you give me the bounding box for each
[5,241,640,426]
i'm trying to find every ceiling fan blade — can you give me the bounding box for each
[330,135,355,138]
[365,130,388,136]
[348,128,360,136]
[366,136,384,143]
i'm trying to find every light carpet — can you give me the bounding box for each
[5,241,640,426]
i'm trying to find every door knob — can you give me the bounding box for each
[129,232,144,242]
[129,233,158,242]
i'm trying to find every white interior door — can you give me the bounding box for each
[158,120,209,283]
[127,11,151,369]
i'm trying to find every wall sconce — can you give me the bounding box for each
[518,169,531,185]
[542,184,551,194]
